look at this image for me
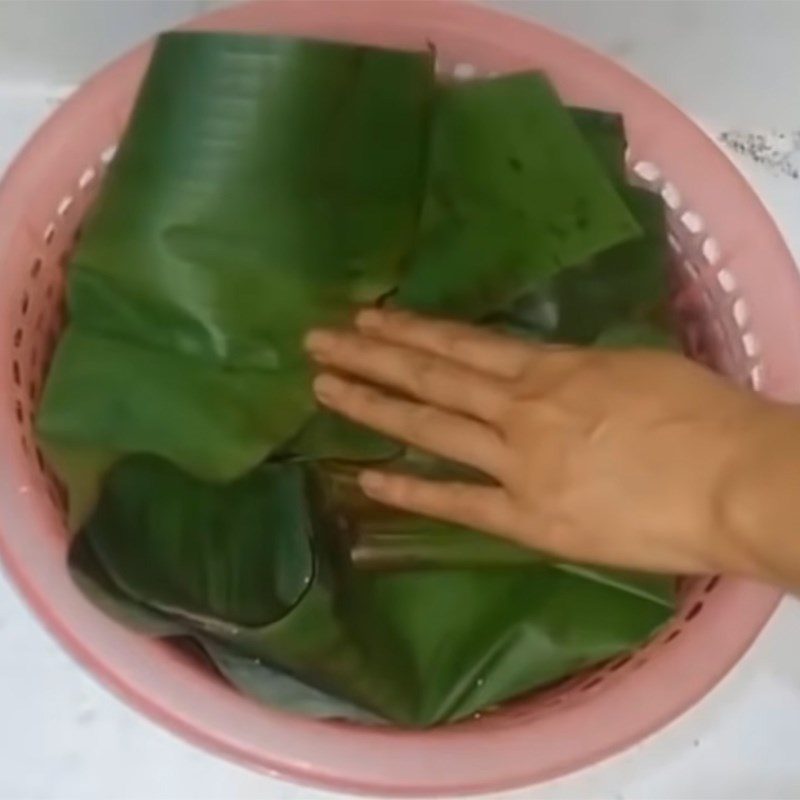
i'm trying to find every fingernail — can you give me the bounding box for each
[359,470,386,495]
[313,373,343,404]
[304,329,336,357]
[356,308,383,331]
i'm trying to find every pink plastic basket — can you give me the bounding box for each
[0,1,796,795]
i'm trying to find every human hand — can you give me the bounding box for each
[305,310,800,581]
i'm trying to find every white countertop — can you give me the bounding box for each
[1,2,800,798]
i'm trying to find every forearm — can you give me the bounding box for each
[722,400,800,589]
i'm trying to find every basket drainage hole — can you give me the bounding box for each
[704,575,721,593]
[31,258,42,278]
[453,62,478,80]
[665,629,682,643]
[580,676,604,692]
[13,328,22,347]
[14,401,23,424]
[685,600,704,621]
[21,293,29,315]
[100,144,118,164]
[608,655,632,673]
[12,360,20,386]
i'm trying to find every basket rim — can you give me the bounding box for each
[0,1,788,796]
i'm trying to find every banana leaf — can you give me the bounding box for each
[278,409,403,463]
[81,456,314,628]
[550,187,669,344]
[282,103,646,462]
[70,528,182,637]
[202,639,384,724]
[571,107,626,177]
[595,320,676,349]
[71,454,672,726]
[349,523,674,608]
[483,284,560,340]
[37,32,435,501]
[248,559,670,726]
[394,74,642,317]
[42,36,677,729]
[71,531,383,722]
[490,109,669,346]
[566,107,670,342]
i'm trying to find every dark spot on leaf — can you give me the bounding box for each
[508,157,523,173]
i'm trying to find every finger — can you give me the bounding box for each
[313,373,506,476]
[306,329,508,423]
[355,308,533,379]
[358,470,514,535]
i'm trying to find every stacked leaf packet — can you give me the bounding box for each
[37,32,676,727]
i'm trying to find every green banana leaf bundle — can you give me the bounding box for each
[37,32,676,727]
